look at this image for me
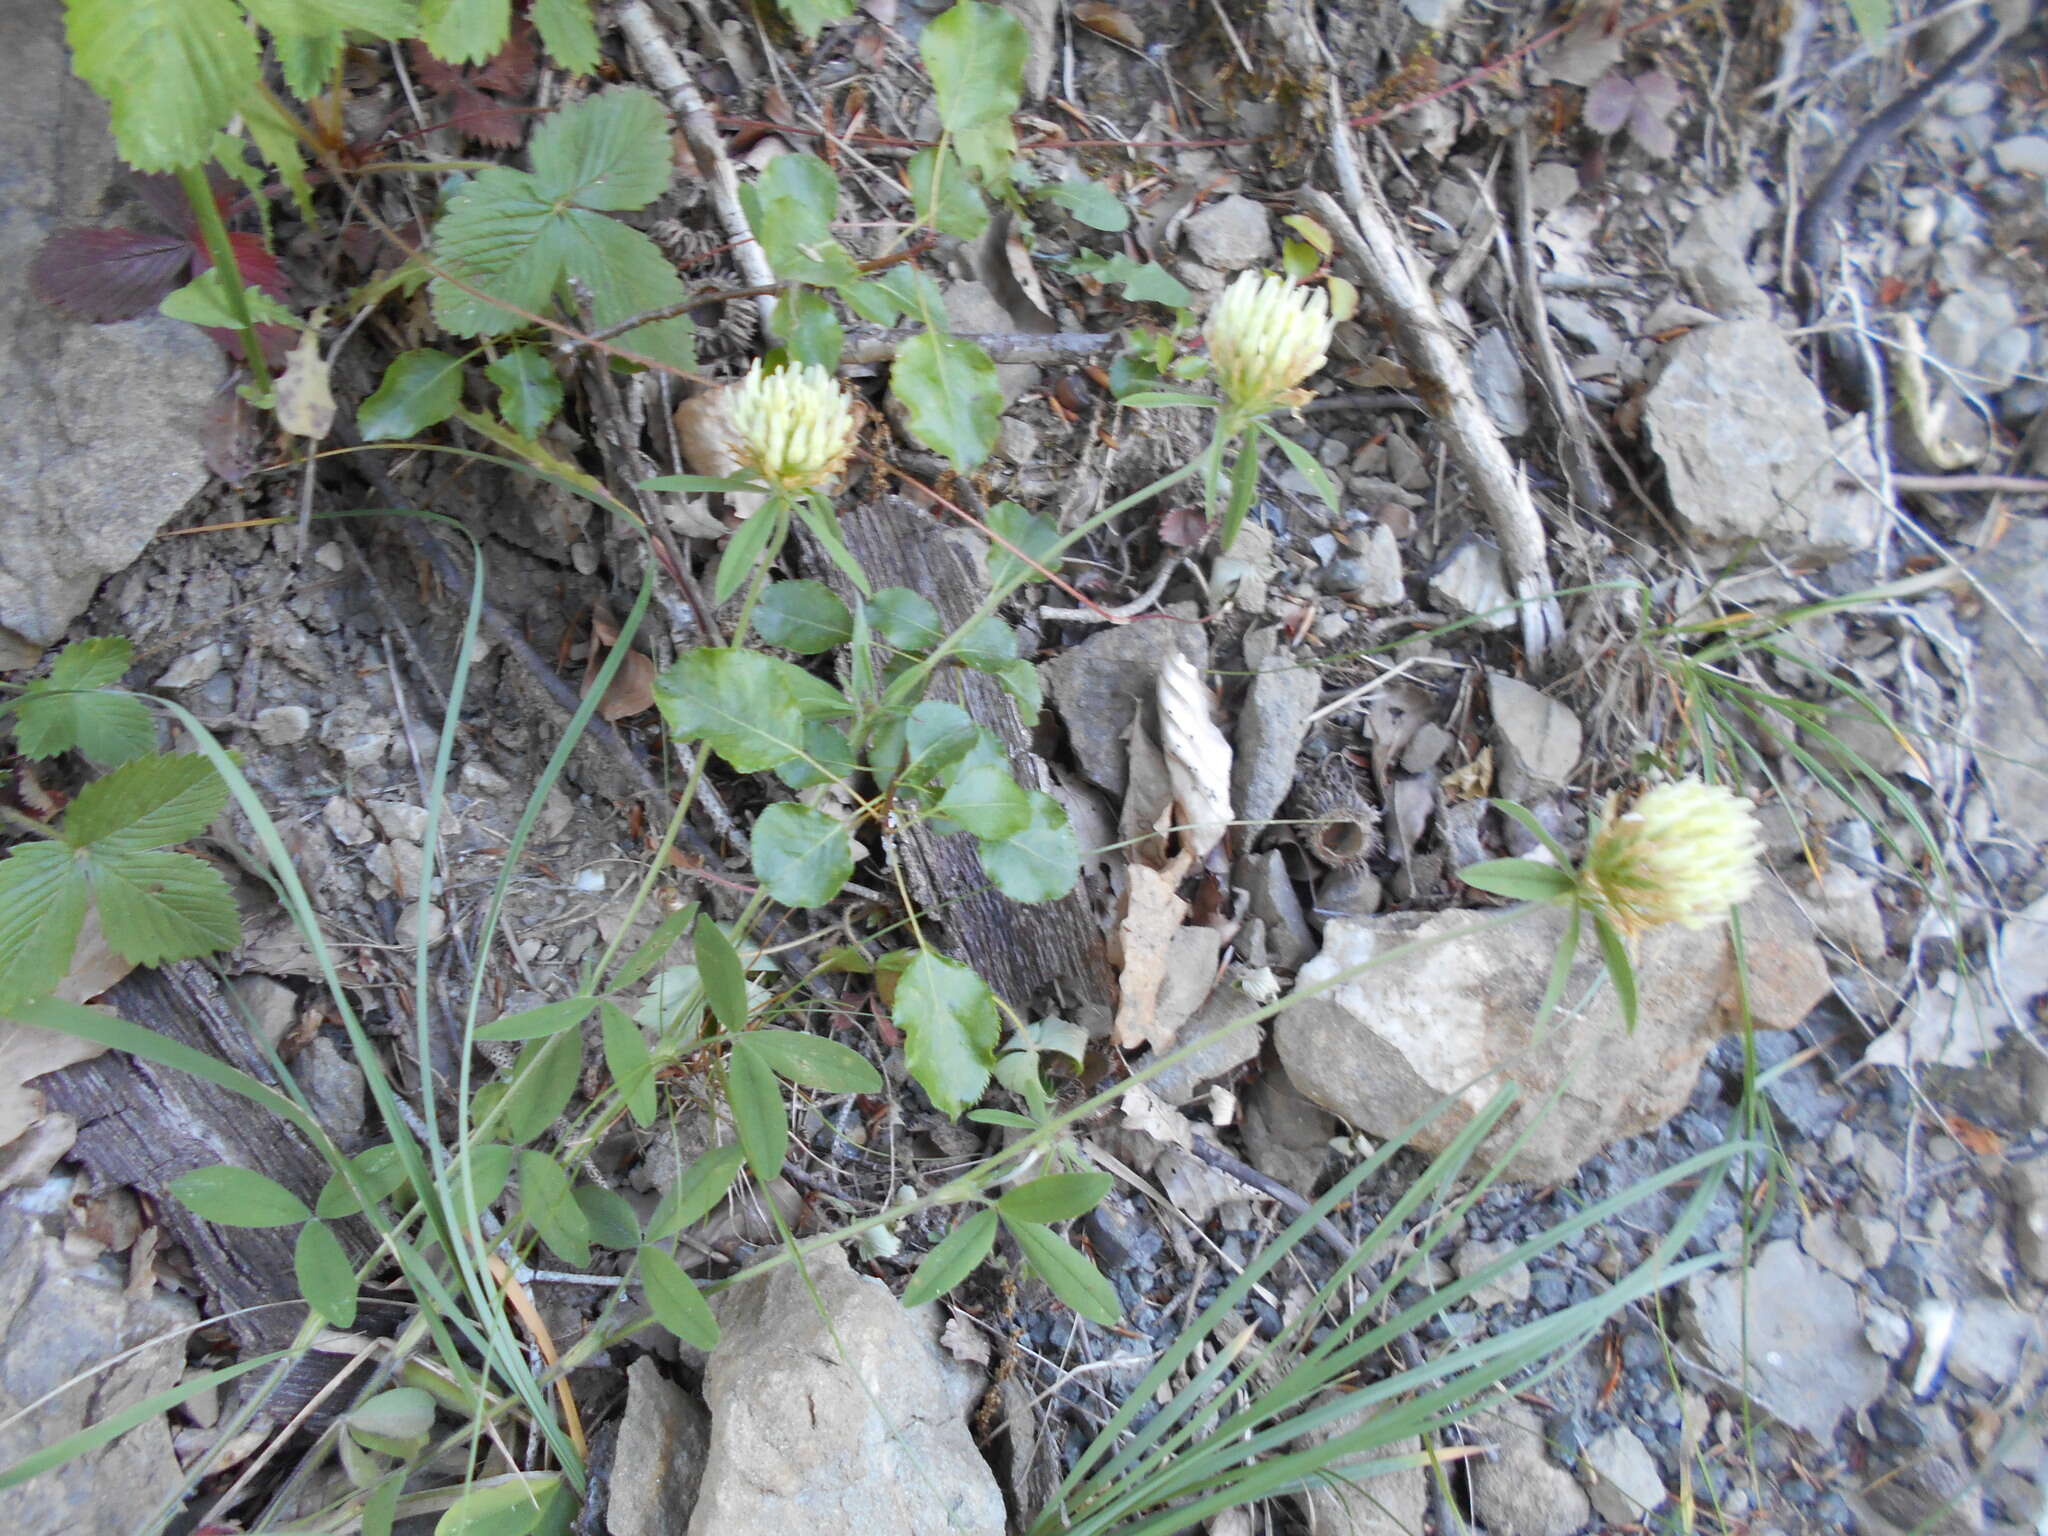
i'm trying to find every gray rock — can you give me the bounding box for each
[1472,328,1531,438]
[1800,1211,1866,1283]
[1580,1425,1666,1524]
[1295,1402,1427,1536]
[1966,516,2048,842]
[1643,320,1886,558]
[1184,194,1273,271]
[1340,524,1405,606]
[689,1245,1004,1535]
[0,1180,195,1534]
[1144,984,1263,1104]
[157,644,224,689]
[608,1357,710,1536]
[1428,538,1516,630]
[1277,889,1828,1184]
[1945,1299,2035,1394]
[1042,603,1205,795]
[1680,1239,1886,1440]
[2009,1157,2048,1284]
[1670,184,1775,321]
[1928,285,2022,390]
[0,0,219,666]
[1488,673,1582,799]
[1239,1061,1336,1193]
[254,705,313,746]
[1239,849,1314,970]
[296,1037,366,1144]
[1470,1397,1592,1536]
[1401,0,1466,25]
[1233,651,1321,831]
[1994,134,2048,178]
[1453,1238,1532,1309]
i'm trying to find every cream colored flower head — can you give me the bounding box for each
[1205,272,1334,416]
[725,361,856,493]
[1578,779,1763,937]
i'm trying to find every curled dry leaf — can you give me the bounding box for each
[1073,1,1145,48]
[939,1310,991,1366]
[1156,652,1233,861]
[581,608,658,722]
[1112,853,1190,1051]
[1120,1081,1193,1150]
[275,326,335,441]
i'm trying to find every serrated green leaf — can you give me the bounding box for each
[980,790,1078,903]
[953,615,1018,669]
[529,0,598,72]
[935,743,1032,840]
[645,1144,745,1241]
[654,648,851,774]
[417,0,508,66]
[639,1245,720,1348]
[267,32,344,115]
[86,849,237,966]
[998,1171,1111,1224]
[892,330,1001,471]
[739,1028,882,1094]
[518,1149,591,1266]
[1037,178,1129,231]
[908,147,989,240]
[474,996,599,1042]
[754,581,853,654]
[433,1473,564,1536]
[65,0,260,171]
[781,282,844,370]
[530,87,670,208]
[738,153,862,286]
[485,347,563,437]
[893,951,998,1119]
[1004,1216,1120,1324]
[63,753,227,853]
[45,636,133,693]
[985,501,1061,595]
[170,1164,311,1227]
[160,269,296,330]
[243,0,419,34]
[316,1143,411,1219]
[921,0,1026,190]
[866,588,943,651]
[1457,857,1575,901]
[750,802,855,908]
[358,348,466,440]
[899,1206,998,1308]
[776,0,856,39]
[15,672,154,765]
[499,1034,581,1145]
[693,912,749,1033]
[725,1038,788,1183]
[601,1001,656,1127]
[295,1219,359,1328]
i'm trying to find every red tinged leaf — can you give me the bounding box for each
[30,226,191,322]
[409,20,538,149]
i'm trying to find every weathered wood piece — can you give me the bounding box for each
[801,497,1111,1012]
[41,964,376,1358]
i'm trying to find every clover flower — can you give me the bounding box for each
[1577,779,1763,937]
[1204,272,1334,417]
[725,361,856,493]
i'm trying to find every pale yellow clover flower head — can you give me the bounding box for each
[1204,272,1335,417]
[725,361,857,494]
[1578,778,1763,938]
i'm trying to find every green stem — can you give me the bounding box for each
[175,165,276,402]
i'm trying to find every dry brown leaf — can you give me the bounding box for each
[668,388,763,532]
[275,325,335,441]
[1000,232,1055,324]
[1112,855,1190,1050]
[1156,652,1232,861]
[1441,745,1493,802]
[580,608,658,722]
[1073,1,1144,47]
[939,1310,991,1366]
[1120,1081,1193,1150]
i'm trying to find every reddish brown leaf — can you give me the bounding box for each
[1073,2,1144,47]
[30,226,191,322]
[1156,503,1209,549]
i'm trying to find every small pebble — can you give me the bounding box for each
[254,704,312,746]
[1994,134,2048,179]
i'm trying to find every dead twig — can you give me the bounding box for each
[616,0,778,337]
[1309,101,1562,662]
[841,330,1117,366]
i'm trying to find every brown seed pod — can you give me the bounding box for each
[1288,755,1381,868]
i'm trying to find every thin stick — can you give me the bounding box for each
[1308,112,1561,661]
[616,0,778,337]
[841,330,1117,366]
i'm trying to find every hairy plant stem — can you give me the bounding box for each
[175,165,276,401]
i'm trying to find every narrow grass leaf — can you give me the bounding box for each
[1456,857,1573,901]
[474,996,599,1042]
[1591,911,1638,1031]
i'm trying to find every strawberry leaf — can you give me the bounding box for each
[29,227,191,323]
